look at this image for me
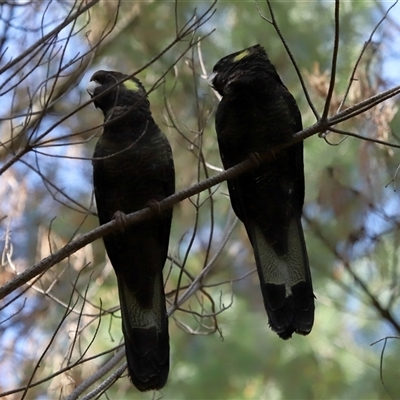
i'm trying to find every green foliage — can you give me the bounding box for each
[1,1,400,399]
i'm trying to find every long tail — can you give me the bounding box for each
[116,272,169,391]
[250,217,314,339]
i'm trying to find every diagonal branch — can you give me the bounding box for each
[2,80,400,300]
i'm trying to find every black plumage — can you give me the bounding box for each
[87,70,174,391]
[210,45,314,339]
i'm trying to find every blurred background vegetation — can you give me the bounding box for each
[1,1,400,399]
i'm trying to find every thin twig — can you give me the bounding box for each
[322,0,340,120]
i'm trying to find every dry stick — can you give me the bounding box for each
[376,338,396,400]
[169,211,238,315]
[338,0,399,114]
[170,48,215,306]
[0,153,256,300]
[19,157,94,215]
[258,0,319,119]
[35,25,210,152]
[65,214,236,400]
[329,83,400,126]
[371,336,399,400]
[2,47,400,299]
[65,349,126,400]
[303,214,400,335]
[1,9,398,396]
[21,287,80,399]
[0,4,113,169]
[0,343,124,398]
[0,0,100,75]
[3,87,400,301]
[66,212,238,400]
[329,127,400,149]
[0,2,216,176]
[1,73,400,302]
[322,0,340,121]
[375,0,400,33]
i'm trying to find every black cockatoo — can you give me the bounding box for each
[87,70,174,391]
[210,45,314,339]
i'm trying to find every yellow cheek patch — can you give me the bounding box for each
[123,79,139,92]
[233,50,250,62]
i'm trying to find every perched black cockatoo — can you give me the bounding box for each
[210,45,314,339]
[87,70,174,391]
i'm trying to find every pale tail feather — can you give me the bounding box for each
[117,273,169,391]
[250,217,314,338]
